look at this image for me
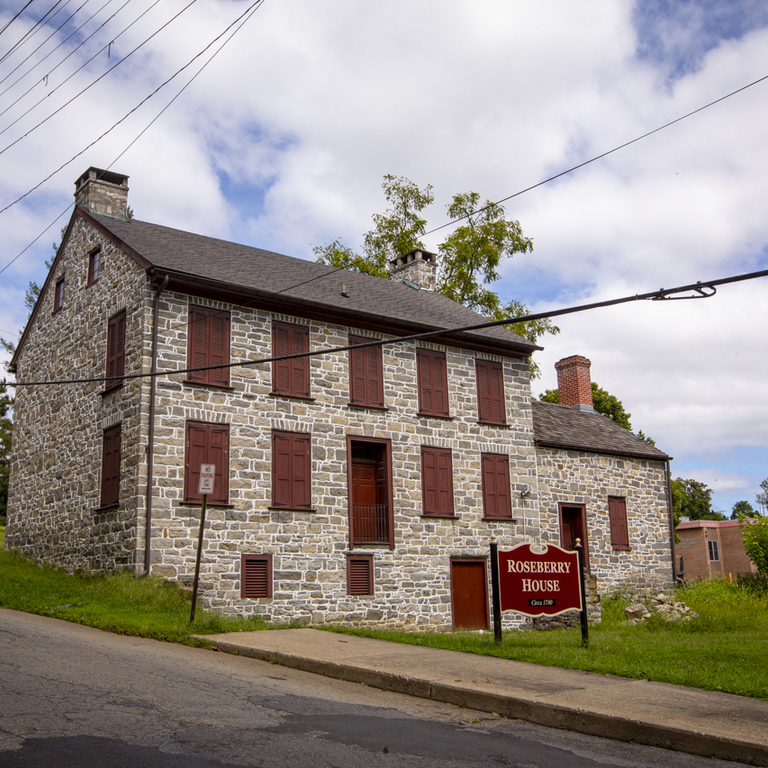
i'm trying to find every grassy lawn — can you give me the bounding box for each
[0,527,270,644]
[2,526,766,699]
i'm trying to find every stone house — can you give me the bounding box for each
[675,519,757,582]
[5,168,674,630]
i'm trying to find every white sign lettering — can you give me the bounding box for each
[508,560,570,574]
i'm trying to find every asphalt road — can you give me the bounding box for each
[0,609,750,767]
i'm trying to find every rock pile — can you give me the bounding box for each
[624,593,698,625]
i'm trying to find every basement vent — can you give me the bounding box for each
[347,555,374,596]
[241,554,272,599]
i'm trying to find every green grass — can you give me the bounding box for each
[2,526,767,699]
[325,579,768,700]
[0,527,271,644]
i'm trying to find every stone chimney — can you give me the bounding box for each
[388,249,438,291]
[75,167,130,219]
[555,355,595,411]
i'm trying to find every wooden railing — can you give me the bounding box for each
[352,503,389,543]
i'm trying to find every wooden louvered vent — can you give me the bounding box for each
[347,556,373,596]
[241,555,272,599]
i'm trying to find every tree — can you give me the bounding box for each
[538,382,656,443]
[313,176,559,376]
[756,478,768,516]
[731,500,759,520]
[671,478,724,526]
[0,380,12,521]
[741,517,768,576]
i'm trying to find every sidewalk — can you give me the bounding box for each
[202,628,768,766]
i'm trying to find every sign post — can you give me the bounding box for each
[490,542,585,644]
[190,464,215,624]
[575,538,589,647]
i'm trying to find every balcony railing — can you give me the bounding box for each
[352,503,389,544]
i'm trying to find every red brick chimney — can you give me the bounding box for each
[555,355,594,411]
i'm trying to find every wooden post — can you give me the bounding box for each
[490,541,503,645]
[189,494,208,624]
[575,538,589,647]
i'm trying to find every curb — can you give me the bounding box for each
[211,639,768,767]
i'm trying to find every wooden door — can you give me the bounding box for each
[559,504,589,568]
[450,560,489,630]
[351,461,377,542]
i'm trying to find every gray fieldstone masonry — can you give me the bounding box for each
[6,201,673,631]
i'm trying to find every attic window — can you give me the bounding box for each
[87,248,100,285]
[53,277,65,312]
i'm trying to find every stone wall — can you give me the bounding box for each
[6,214,150,571]
[536,447,673,594]
[146,292,539,629]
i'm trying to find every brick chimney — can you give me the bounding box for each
[388,249,437,291]
[555,355,595,411]
[75,167,130,219]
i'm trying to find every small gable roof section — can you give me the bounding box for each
[86,209,539,358]
[532,400,670,462]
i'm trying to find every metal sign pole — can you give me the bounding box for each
[575,538,589,647]
[189,493,207,624]
[489,541,503,645]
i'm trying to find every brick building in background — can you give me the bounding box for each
[6,168,675,630]
[676,520,757,582]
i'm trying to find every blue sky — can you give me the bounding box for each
[0,0,767,514]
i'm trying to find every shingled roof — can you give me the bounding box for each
[532,400,670,461]
[87,210,538,357]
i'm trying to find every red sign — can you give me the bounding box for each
[497,543,581,617]
[198,464,216,496]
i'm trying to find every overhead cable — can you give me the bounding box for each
[0,0,67,66]
[0,0,37,39]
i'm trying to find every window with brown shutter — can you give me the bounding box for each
[421,447,454,517]
[416,348,449,417]
[104,310,126,392]
[87,248,100,286]
[241,554,273,598]
[347,555,374,595]
[480,453,512,519]
[53,277,65,313]
[100,424,121,508]
[348,334,384,408]
[476,359,506,424]
[272,321,310,398]
[608,496,630,550]
[184,421,230,505]
[271,430,312,510]
[187,304,231,387]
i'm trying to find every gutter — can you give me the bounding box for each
[665,459,679,584]
[143,273,169,576]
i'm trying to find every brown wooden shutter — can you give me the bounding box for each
[100,424,121,508]
[349,335,383,407]
[272,431,311,509]
[272,322,310,397]
[105,310,126,390]
[417,349,449,416]
[187,305,230,386]
[185,421,229,504]
[476,360,505,424]
[608,496,630,549]
[421,447,454,516]
[481,453,512,519]
[241,554,272,598]
[347,555,373,595]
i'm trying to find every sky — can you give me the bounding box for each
[0,0,766,515]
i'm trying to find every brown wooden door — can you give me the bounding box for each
[351,461,378,542]
[451,560,489,630]
[560,504,589,568]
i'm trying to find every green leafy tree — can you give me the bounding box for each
[671,478,724,525]
[538,383,656,443]
[741,517,768,575]
[314,176,559,376]
[731,500,759,519]
[0,380,12,521]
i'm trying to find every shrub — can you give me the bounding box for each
[741,517,768,576]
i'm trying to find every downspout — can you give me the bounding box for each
[143,274,169,576]
[665,459,678,585]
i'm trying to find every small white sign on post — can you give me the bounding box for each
[198,464,216,496]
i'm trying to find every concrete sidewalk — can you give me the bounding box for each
[202,628,768,766]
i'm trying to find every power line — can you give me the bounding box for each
[8,266,768,387]
[0,0,67,66]
[0,202,69,276]
[424,72,768,238]
[0,0,37,39]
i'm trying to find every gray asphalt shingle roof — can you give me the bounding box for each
[92,212,539,356]
[532,400,670,461]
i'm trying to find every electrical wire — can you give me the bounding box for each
[0,0,67,66]
[424,72,768,238]
[0,0,37,39]
[0,202,70,276]
[0,0,266,216]
[7,266,768,387]
[0,0,150,118]
[0,0,199,147]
